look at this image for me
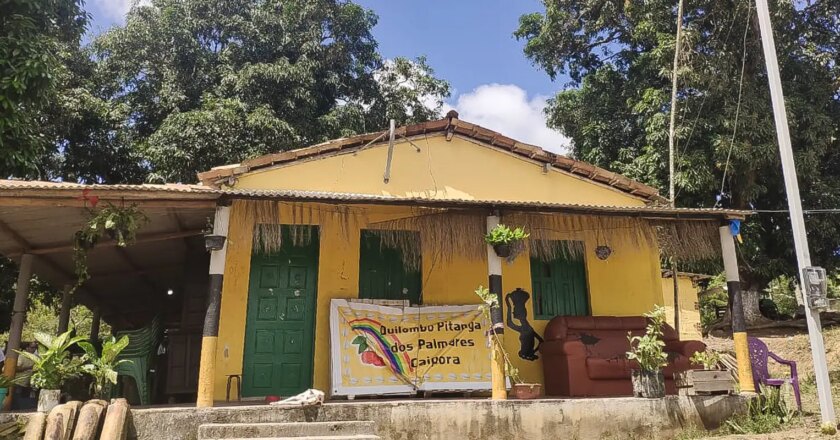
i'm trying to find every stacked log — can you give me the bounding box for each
[21,398,129,440]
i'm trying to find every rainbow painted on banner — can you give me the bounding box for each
[349,318,413,375]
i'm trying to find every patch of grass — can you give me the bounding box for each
[721,386,796,435]
[674,424,709,440]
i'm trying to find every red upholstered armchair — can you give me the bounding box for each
[540,316,705,397]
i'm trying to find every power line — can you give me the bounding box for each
[716,3,753,207]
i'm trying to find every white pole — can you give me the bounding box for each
[754,0,835,425]
[668,0,685,207]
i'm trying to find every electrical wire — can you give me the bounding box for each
[715,3,752,207]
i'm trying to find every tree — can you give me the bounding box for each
[516,1,840,314]
[55,0,451,184]
[0,0,88,176]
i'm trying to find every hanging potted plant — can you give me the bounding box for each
[73,203,148,287]
[203,217,226,252]
[484,225,529,259]
[79,336,131,400]
[474,286,542,399]
[626,305,668,398]
[17,330,87,412]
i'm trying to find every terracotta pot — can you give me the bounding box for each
[492,243,512,258]
[631,370,665,398]
[37,389,61,413]
[510,383,542,400]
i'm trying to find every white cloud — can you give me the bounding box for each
[88,0,149,24]
[446,84,570,154]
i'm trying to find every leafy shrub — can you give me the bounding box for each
[626,306,668,372]
[689,350,721,370]
[765,275,798,319]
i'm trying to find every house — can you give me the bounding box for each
[0,112,751,407]
[195,112,747,403]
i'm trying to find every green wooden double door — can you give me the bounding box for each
[242,227,319,397]
[530,244,589,319]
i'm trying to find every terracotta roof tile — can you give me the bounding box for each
[196,117,666,202]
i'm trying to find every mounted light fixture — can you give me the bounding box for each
[167,288,174,296]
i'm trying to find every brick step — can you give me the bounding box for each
[198,421,378,439]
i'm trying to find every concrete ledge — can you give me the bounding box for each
[1,395,746,440]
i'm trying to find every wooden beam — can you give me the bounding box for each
[0,218,30,251]
[3,253,33,410]
[114,247,163,293]
[7,229,203,257]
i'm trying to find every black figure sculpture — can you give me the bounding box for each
[506,288,544,361]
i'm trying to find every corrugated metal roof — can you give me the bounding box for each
[217,188,750,219]
[0,180,749,219]
[0,179,213,193]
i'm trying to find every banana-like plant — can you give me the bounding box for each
[16,330,87,390]
[78,336,131,399]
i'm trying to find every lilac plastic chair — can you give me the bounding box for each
[747,336,801,410]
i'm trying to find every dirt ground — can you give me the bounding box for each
[693,325,840,439]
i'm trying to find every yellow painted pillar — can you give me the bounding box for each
[486,214,506,400]
[197,205,231,407]
[719,224,755,393]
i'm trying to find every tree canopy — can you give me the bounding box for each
[516,0,840,285]
[24,0,450,184]
[0,0,88,176]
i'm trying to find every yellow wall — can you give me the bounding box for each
[213,201,665,399]
[233,135,646,207]
[661,276,703,340]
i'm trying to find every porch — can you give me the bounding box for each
[0,180,750,408]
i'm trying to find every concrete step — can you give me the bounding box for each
[198,421,378,439]
[206,437,380,440]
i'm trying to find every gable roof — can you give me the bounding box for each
[197,113,666,203]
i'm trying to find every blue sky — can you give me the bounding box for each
[83,0,570,152]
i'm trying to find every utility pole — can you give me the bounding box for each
[668,0,685,207]
[754,0,836,426]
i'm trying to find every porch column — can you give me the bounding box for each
[719,224,755,393]
[3,254,34,410]
[197,205,231,408]
[57,284,73,334]
[486,214,506,400]
[89,307,101,343]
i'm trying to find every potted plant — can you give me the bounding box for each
[626,305,668,398]
[484,225,529,258]
[79,336,131,399]
[203,217,226,251]
[686,350,733,394]
[73,203,148,287]
[17,330,87,412]
[474,286,542,399]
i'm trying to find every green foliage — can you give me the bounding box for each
[723,386,794,434]
[473,286,520,383]
[484,225,530,245]
[765,275,799,319]
[73,203,148,286]
[78,336,131,399]
[0,298,110,348]
[16,329,86,390]
[689,350,721,370]
[627,305,668,372]
[0,0,88,175]
[49,0,449,184]
[516,1,840,283]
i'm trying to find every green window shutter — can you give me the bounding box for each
[530,241,589,319]
[358,230,422,304]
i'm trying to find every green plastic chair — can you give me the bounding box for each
[113,316,162,406]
